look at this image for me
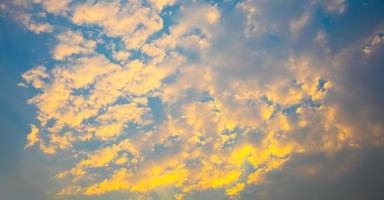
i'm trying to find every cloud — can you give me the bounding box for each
[362,31,384,55]
[290,11,311,39]
[0,3,6,11]
[19,65,48,89]
[148,0,176,11]
[240,147,384,200]
[25,124,40,148]
[52,30,96,60]
[12,0,384,198]
[38,0,70,14]
[71,1,165,49]
[323,0,347,14]
[15,13,53,34]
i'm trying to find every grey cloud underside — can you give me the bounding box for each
[203,0,384,199]
[241,147,384,200]
[183,147,384,200]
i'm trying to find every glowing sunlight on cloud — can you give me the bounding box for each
[4,0,383,199]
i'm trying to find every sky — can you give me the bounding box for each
[0,0,384,199]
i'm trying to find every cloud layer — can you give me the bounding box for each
[4,0,383,199]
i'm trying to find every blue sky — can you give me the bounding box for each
[1,0,384,199]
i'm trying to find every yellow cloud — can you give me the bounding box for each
[23,53,350,197]
[15,13,53,34]
[226,183,245,196]
[148,0,176,10]
[20,65,48,89]
[19,0,377,198]
[94,123,124,140]
[41,0,70,13]
[25,124,40,148]
[72,1,163,49]
[53,30,96,60]
[84,168,131,195]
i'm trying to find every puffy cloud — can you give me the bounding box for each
[148,0,176,11]
[15,13,53,34]
[38,0,70,14]
[71,1,164,49]
[112,50,130,62]
[24,22,53,34]
[19,65,48,89]
[52,30,96,60]
[25,124,40,148]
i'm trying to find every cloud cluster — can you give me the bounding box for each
[9,0,384,198]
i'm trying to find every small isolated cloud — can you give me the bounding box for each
[362,31,384,55]
[323,0,347,14]
[15,13,53,34]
